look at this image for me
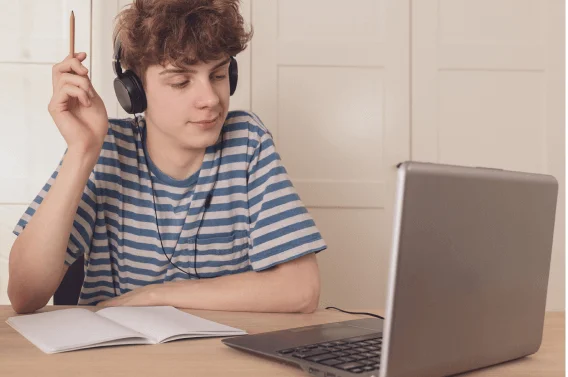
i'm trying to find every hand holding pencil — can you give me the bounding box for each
[48,11,109,156]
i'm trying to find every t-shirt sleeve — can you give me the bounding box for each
[13,150,98,266]
[247,123,327,271]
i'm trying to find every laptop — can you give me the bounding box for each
[222,161,558,377]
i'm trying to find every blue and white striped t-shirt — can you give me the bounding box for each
[14,110,327,305]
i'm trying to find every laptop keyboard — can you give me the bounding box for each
[277,334,383,374]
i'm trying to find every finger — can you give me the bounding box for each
[53,55,89,77]
[71,52,87,61]
[65,52,87,62]
[57,73,94,97]
[52,59,89,91]
[54,84,92,108]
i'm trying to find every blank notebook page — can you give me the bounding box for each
[7,308,146,353]
[96,306,246,343]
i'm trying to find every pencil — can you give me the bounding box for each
[70,11,75,58]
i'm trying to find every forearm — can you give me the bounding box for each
[151,267,319,314]
[8,148,98,313]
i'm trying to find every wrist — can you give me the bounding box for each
[66,145,100,164]
[146,283,166,306]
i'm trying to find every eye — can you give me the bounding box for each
[171,80,189,89]
[212,74,227,81]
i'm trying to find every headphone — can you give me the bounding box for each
[112,38,238,114]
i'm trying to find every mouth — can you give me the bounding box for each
[190,116,219,129]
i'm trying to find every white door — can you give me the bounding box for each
[0,0,92,304]
[412,0,565,310]
[251,0,411,308]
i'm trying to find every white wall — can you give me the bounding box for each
[0,0,92,306]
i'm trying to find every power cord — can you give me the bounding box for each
[325,306,384,320]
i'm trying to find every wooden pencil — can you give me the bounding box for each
[70,11,75,58]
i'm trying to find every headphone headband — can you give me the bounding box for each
[112,38,123,77]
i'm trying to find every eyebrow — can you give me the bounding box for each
[159,58,231,76]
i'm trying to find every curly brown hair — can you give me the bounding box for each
[112,0,253,80]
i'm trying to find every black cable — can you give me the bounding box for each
[193,192,214,279]
[136,115,222,280]
[325,306,384,320]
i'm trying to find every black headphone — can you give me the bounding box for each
[112,38,238,114]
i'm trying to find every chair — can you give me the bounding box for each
[53,254,85,305]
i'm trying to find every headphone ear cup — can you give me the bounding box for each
[229,57,238,96]
[113,70,147,114]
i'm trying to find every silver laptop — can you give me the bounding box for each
[222,161,558,377]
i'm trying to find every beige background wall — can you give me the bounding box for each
[0,0,564,311]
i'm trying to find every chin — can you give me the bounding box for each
[182,130,222,150]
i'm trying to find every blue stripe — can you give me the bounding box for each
[254,219,316,247]
[102,141,139,160]
[251,232,324,264]
[248,165,287,194]
[168,264,253,280]
[249,179,295,207]
[109,118,136,129]
[97,172,195,200]
[90,249,249,272]
[254,245,326,272]
[91,232,249,261]
[201,151,253,170]
[98,156,150,179]
[80,290,116,302]
[99,200,249,226]
[255,206,307,231]
[83,280,116,290]
[250,193,299,224]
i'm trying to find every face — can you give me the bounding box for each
[143,56,231,150]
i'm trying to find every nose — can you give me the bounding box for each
[194,79,220,109]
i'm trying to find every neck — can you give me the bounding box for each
[144,121,205,181]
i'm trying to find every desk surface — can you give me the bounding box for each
[0,306,564,377]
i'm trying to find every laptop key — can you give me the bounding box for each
[336,361,366,371]
[351,368,365,374]
[337,356,356,363]
[278,348,296,354]
[334,351,351,357]
[306,353,338,363]
[292,348,329,359]
[363,366,378,371]
[319,358,343,367]
[351,355,368,361]
[330,341,347,346]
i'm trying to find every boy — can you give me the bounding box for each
[8,0,326,314]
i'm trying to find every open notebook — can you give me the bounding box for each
[6,306,247,354]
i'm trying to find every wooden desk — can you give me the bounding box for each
[0,306,564,377]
